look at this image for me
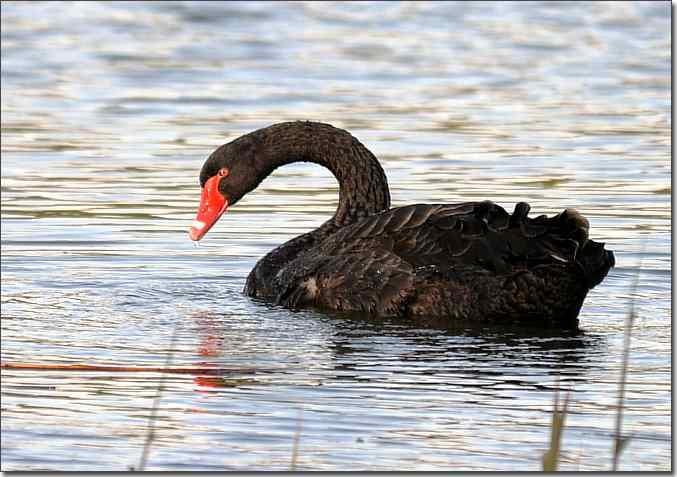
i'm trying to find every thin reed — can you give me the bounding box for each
[290,409,304,471]
[133,327,179,471]
[542,382,571,472]
[611,251,642,470]
[543,248,643,471]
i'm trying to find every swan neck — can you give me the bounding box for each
[264,122,391,225]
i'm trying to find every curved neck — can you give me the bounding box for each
[252,122,391,226]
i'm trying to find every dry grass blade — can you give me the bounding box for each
[611,250,643,470]
[542,380,571,472]
[290,408,303,471]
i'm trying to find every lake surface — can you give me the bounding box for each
[1,1,670,472]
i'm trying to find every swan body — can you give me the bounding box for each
[190,121,614,328]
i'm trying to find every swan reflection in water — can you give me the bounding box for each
[188,307,604,392]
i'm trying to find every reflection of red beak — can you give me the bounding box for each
[194,376,224,388]
[189,174,229,241]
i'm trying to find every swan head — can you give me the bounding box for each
[189,137,263,241]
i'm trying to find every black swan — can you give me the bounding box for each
[189,121,614,327]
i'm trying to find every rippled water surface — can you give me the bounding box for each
[1,1,671,472]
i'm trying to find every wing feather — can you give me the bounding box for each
[322,200,592,275]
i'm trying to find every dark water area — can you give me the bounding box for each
[1,1,670,471]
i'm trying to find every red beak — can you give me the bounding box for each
[189,174,229,241]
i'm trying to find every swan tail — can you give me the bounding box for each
[497,203,613,288]
[576,239,615,289]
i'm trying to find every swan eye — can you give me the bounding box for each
[218,167,229,177]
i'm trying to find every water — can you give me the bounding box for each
[1,1,670,471]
